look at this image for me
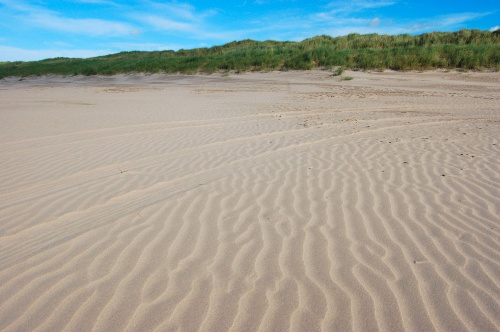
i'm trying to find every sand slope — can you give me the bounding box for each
[0,70,499,331]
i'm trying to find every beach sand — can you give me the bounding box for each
[0,70,499,331]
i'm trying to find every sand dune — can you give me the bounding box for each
[0,70,499,331]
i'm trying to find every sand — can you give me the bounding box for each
[0,70,499,331]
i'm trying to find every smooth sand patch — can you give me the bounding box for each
[0,70,499,331]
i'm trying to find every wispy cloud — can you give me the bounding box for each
[0,0,136,36]
[51,41,74,47]
[71,0,119,5]
[134,2,259,42]
[315,13,493,39]
[309,0,395,24]
[326,0,396,8]
[29,13,135,36]
[0,45,112,61]
[0,0,44,13]
[324,0,396,15]
[144,1,210,22]
[139,16,195,33]
[369,17,380,26]
[405,12,492,32]
[108,42,183,51]
[140,14,261,41]
[268,1,495,40]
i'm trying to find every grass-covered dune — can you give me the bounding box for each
[1,29,499,78]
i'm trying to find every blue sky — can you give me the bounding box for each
[0,0,498,61]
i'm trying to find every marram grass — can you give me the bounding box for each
[1,29,499,78]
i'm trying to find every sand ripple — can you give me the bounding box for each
[0,70,499,331]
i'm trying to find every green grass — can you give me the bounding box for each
[331,66,345,76]
[1,29,499,79]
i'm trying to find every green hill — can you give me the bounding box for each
[1,29,499,78]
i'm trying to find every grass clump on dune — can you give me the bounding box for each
[1,29,499,78]
[331,66,345,76]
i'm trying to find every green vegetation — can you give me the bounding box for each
[331,66,345,76]
[1,29,499,78]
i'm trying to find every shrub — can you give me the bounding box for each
[332,66,344,76]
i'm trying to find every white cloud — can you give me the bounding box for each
[138,14,261,41]
[109,42,183,51]
[131,1,237,40]
[28,13,135,36]
[319,25,394,37]
[72,0,119,5]
[137,0,217,26]
[140,16,196,33]
[312,1,395,22]
[52,41,74,47]
[0,0,42,13]
[406,23,433,31]
[0,45,112,61]
[298,2,494,40]
[0,39,184,63]
[0,0,136,36]
[250,6,497,44]
[325,0,396,14]
[369,17,380,26]
[279,7,494,40]
[490,26,500,32]
[405,12,492,32]
[146,1,200,21]
[438,12,491,27]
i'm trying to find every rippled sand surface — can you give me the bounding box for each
[0,70,499,331]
